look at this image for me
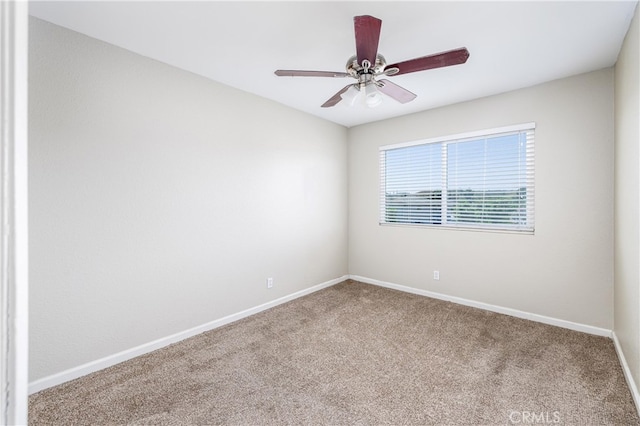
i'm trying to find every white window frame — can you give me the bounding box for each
[379,123,535,234]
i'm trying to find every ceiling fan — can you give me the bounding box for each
[274,15,470,108]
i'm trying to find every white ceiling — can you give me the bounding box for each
[29,1,638,128]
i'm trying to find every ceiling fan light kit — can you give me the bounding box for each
[339,84,360,107]
[364,82,383,108]
[275,15,470,109]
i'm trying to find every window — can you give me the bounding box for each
[380,123,535,233]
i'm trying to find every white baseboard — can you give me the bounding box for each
[349,275,612,337]
[612,332,640,415]
[29,275,349,394]
[29,274,614,395]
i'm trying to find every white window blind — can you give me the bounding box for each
[380,123,535,233]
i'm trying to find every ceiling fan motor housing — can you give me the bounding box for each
[347,54,386,76]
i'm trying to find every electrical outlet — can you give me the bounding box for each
[267,277,273,289]
[433,271,440,280]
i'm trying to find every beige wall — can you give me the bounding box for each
[29,18,348,381]
[349,69,615,329]
[615,3,640,393]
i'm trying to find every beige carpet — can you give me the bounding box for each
[29,280,639,425]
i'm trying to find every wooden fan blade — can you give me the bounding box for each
[387,47,470,76]
[354,15,382,66]
[275,70,350,78]
[377,79,417,104]
[321,85,352,108]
